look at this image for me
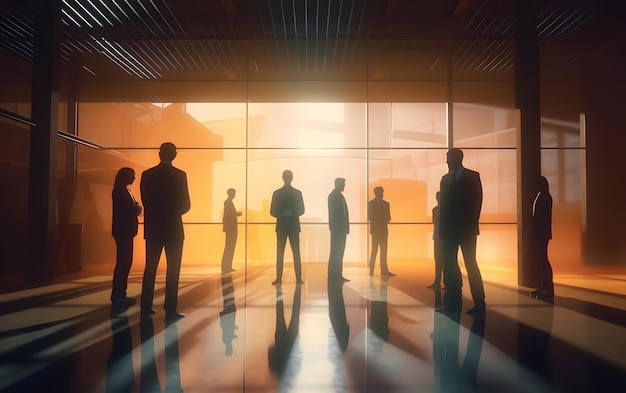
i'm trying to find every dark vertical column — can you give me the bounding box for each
[28,0,62,284]
[515,0,541,287]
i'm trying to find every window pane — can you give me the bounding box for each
[369,103,447,148]
[368,149,446,223]
[453,103,517,148]
[541,116,581,148]
[247,149,366,224]
[248,102,367,148]
[186,103,247,148]
[464,148,517,223]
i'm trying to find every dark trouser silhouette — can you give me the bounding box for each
[369,232,389,273]
[441,235,485,307]
[532,237,554,294]
[141,237,183,313]
[221,229,237,272]
[328,231,347,279]
[112,236,134,300]
[432,237,444,286]
[275,232,302,281]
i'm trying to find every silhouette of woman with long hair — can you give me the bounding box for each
[111,167,141,306]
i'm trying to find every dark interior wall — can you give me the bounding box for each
[582,35,626,265]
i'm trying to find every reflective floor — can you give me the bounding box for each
[1,261,626,392]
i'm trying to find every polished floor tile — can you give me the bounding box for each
[1,262,626,392]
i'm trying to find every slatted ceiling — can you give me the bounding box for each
[0,0,617,83]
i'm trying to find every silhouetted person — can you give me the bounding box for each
[220,274,238,356]
[530,176,554,299]
[270,170,305,285]
[268,285,302,380]
[106,312,134,393]
[111,167,141,306]
[328,280,349,352]
[328,177,350,282]
[140,142,191,323]
[428,191,444,289]
[368,186,395,276]
[221,188,242,274]
[437,148,485,316]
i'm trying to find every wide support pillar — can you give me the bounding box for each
[515,0,542,288]
[27,0,62,285]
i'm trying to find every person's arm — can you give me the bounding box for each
[179,172,191,215]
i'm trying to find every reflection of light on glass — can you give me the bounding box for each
[298,103,345,123]
[297,128,343,152]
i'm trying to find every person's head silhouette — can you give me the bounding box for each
[159,142,177,162]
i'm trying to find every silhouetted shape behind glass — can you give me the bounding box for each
[270,170,305,285]
[140,142,191,321]
[368,186,395,276]
[328,177,350,282]
[221,188,242,274]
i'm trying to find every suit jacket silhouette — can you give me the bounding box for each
[328,189,349,234]
[270,185,305,234]
[223,198,238,233]
[111,186,139,238]
[140,162,191,241]
[367,198,391,235]
[438,168,482,241]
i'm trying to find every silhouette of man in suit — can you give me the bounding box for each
[328,178,350,282]
[368,186,394,276]
[140,142,191,322]
[437,148,485,315]
[221,188,242,274]
[270,170,305,285]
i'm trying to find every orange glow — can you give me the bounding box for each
[73,101,581,275]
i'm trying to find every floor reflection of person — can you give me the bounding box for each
[268,285,302,381]
[368,276,390,357]
[270,170,305,285]
[220,274,238,356]
[328,280,349,352]
[221,188,242,274]
[139,318,161,393]
[105,312,134,393]
[328,177,350,282]
[432,306,486,392]
[164,323,183,393]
